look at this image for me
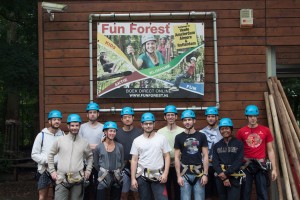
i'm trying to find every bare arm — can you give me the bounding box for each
[267,142,277,181]
[202,147,209,174]
[131,154,139,189]
[161,152,170,183]
[201,146,209,186]
[174,149,184,186]
[127,45,142,69]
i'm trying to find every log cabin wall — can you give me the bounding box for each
[38,0,300,132]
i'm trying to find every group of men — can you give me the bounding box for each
[31,102,277,200]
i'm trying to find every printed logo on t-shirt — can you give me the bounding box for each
[246,133,262,148]
[184,138,199,154]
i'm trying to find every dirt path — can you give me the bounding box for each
[0,171,38,200]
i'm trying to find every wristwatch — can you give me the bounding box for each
[203,173,208,176]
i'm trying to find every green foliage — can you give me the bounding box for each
[280,77,300,125]
[0,0,38,155]
[0,0,38,92]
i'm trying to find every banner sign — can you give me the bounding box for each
[97,22,205,98]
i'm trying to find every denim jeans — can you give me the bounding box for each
[174,73,190,88]
[137,177,168,200]
[241,167,268,200]
[216,177,241,200]
[181,174,205,200]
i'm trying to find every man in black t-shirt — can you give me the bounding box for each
[115,107,142,200]
[174,109,209,200]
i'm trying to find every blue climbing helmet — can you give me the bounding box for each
[67,114,82,124]
[121,107,134,116]
[205,107,218,116]
[244,105,259,116]
[141,112,155,123]
[48,110,62,120]
[219,118,233,129]
[181,109,196,119]
[164,105,178,114]
[86,102,100,112]
[103,121,118,131]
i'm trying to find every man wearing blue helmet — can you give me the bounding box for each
[201,106,223,200]
[94,121,124,200]
[212,118,244,200]
[130,112,171,200]
[157,105,184,200]
[115,107,142,200]
[237,105,277,200]
[48,114,93,200]
[79,102,104,199]
[31,109,64,200]
[174,109,209,200]
[79,102,104,150]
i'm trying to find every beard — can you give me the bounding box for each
[50,122,60,130]
[184,123,194,130]
[207,121,216,126]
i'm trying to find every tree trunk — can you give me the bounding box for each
[5,92,20,121]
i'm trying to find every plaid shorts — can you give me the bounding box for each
[37,171,52,190]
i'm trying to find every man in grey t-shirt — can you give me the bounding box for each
[79,102,104,200]
[201,106,222,200]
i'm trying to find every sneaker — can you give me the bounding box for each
[169,86,179,91]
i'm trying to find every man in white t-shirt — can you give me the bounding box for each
[79,102,104,200]
[130,112,171,200]
[157,105,184,200]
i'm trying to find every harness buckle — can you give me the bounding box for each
[136,164,163,182]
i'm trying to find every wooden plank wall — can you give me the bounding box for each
[266,1,300,71]
[266,1,300,46]
[39,0,281,132]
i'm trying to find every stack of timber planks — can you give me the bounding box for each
[265,77,300,200]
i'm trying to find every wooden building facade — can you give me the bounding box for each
[38,0,300,131]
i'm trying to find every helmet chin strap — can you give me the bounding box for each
[124,124,133,131]
[145,130,153,138]
[209,122,216,128]
[186,125,194,134]
[169,122,174,130]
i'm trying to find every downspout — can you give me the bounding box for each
[212,12,220,109]
[89,14,93,102]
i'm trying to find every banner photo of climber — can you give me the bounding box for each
[96,22,205,98]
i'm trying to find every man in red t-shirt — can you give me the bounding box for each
[236,105,277,200]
